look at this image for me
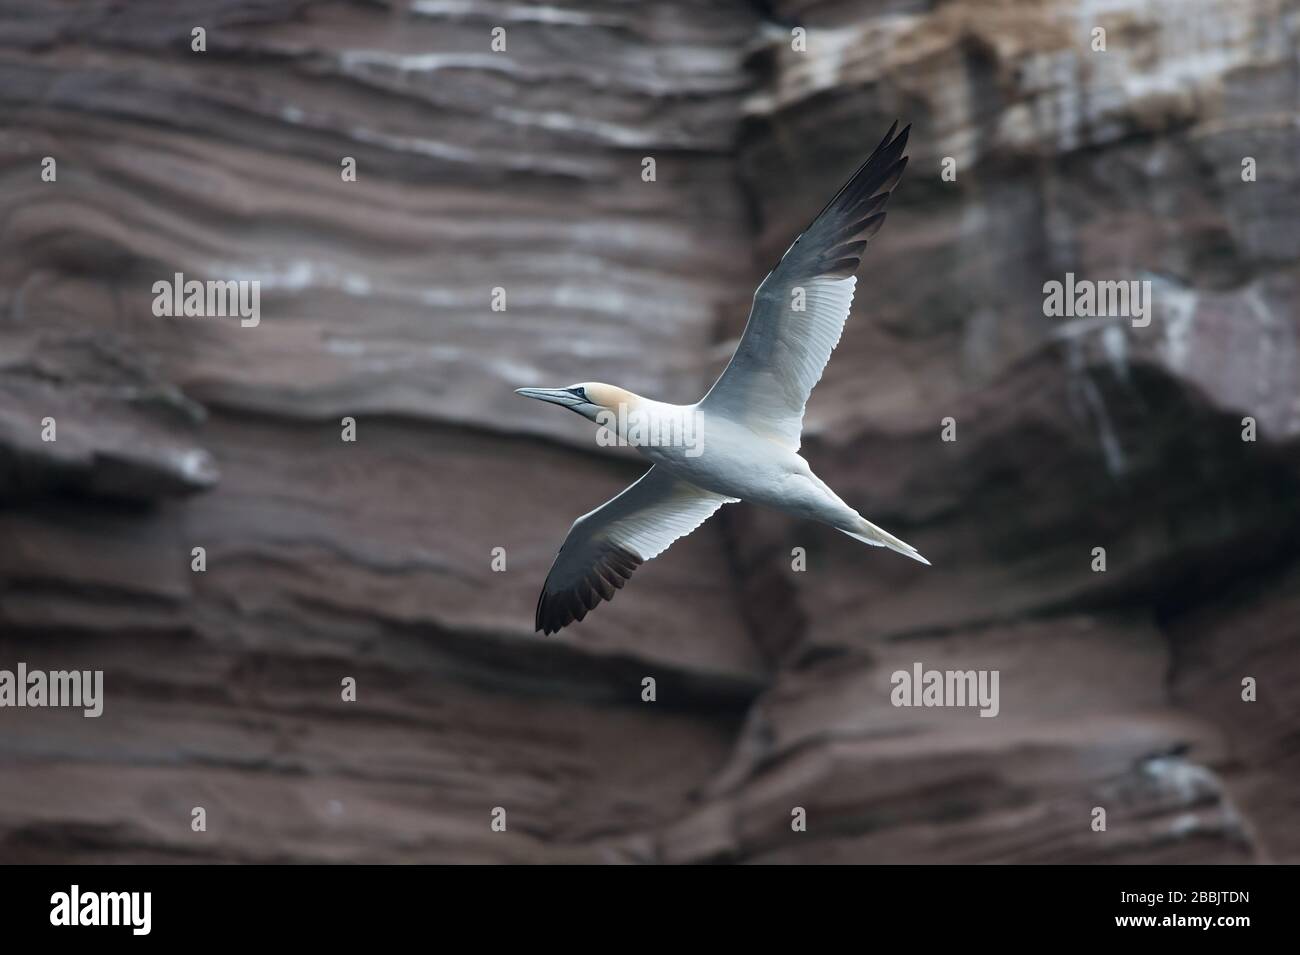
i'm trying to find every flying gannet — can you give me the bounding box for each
[517,123,926,635]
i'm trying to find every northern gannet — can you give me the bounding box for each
[517,123,927,635]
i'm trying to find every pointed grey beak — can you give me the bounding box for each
[515,387,584,407]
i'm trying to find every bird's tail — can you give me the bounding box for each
[837,516,930,565]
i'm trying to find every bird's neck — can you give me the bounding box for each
[588,393,703,453]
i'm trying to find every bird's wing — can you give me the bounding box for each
[700,123,910,449]
[535,466,737,635]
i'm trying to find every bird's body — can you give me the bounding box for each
[637,404,844,525]
[516,123,928,634]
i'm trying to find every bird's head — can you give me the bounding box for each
[514,382,636,424]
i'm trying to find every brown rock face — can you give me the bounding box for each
[1,0,1296,863]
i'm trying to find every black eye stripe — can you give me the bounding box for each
[570,387,587,400]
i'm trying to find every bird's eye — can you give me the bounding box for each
[570,387,588,401]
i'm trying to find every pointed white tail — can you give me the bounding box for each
[838,517,930,565]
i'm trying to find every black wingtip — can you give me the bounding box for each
[790,120,912,278]
[873,120,908,155]
[883,123,910,160]
[533,543,643,636]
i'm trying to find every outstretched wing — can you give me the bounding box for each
[535,466,737,635]
[700,122,910,449]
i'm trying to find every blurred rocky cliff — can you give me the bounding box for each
[0,0,1297,862]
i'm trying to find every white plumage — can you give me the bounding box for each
[517,123,927,635]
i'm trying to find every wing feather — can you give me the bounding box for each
[701,123,910,448]
[535,466,736,635]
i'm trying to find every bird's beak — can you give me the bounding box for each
[514,387,584,407]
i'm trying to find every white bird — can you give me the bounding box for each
[517,123,927,635]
